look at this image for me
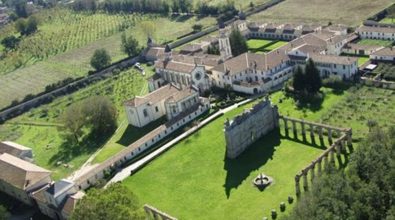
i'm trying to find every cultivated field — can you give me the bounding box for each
[249,0,394,26]
[0,10,216,109]
[0,68,151,179]
[122,86,395,219]
[0,8,145,74]
[193,0,270,10]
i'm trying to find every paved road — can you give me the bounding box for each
[105,98,254,186]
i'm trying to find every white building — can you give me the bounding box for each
[124,83,201,127]
[370,47,395,62]
[211,52,293,94]
[308,54,358,79]
[356,25,395,41]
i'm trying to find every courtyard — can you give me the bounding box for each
[247,39,288,53]
[122,98,334,219]
[122,85,395,219]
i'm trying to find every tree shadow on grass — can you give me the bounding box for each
[117,117,166,146]
[170,15,193,23]
[49,132,113,165]
[223,129,281,198]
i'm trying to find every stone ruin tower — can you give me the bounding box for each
[218,28,232,61]
[224,98,279,159]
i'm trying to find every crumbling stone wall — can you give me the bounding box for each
[224,98,279,159]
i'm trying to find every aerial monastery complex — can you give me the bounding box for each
[1,13,395,219]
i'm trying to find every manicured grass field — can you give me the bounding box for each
[380,17,395,24]
[0,11,216,109]
[249,0,393,26]
[357,56,370,67]
[122,86,395,219]
[247,39,288,53]
[0,68,151,179]
[357,39,393,47]
[122,100,326,220]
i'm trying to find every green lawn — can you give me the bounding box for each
[122,100,326,220]
[357,39,393,47]
[357,56,370,67]
[121,85,395,219]
[247,39,288,53]
[0,68,152,179]
[379,17,395,24]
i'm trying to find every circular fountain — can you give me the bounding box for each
[253,173,273,189]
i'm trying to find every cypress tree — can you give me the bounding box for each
[304,58,322,94]
[229,28,248,56]
[292,65,305,93]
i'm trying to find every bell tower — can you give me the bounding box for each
[219,30,232,60]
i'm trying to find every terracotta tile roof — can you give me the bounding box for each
[124,84,196,107]
[0,141,32,157]
[172,54,221,68]
[0,153,51,190]
[212,45,291,75]
[310,54,358,65]
[212,53,266,75]
[145,47,165,58]
[61,191,85,216]
[180,44,203,53]
[155,60,196,73]
[372,47,395,56]
[344,43,383,51]
[357,25,395,34]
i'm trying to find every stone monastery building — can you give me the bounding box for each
[145,20,359,95]
[124,83,200,127]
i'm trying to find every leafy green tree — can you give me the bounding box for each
[229,28,248,56]
[207,44,220,55]
[59,96,117,143]
[287,125,395,220]
[387,5,395,23]
[15,18,27,35]
[14,0,29,18]
[0,205,9,220]
[59,102,85,143]
[292,65,305,92]
[71,184,145,220]
[1,36,20,51]
[121,34,141,57]
[82,96,118,136]
[15,16,38,36]
[25,16,38,35]
[304,58,322,94]
[192,24,203,33]
[90,48,111,71]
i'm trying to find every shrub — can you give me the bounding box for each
[280,202,286,212]
[322,76,348,90]
[288,195,294,204]
[271,209,277,219]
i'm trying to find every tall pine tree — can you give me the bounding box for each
[292,65,305,93]
[229,28,248,57]
[304,58,322,94]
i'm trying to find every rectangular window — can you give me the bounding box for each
[155,106,159,112]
